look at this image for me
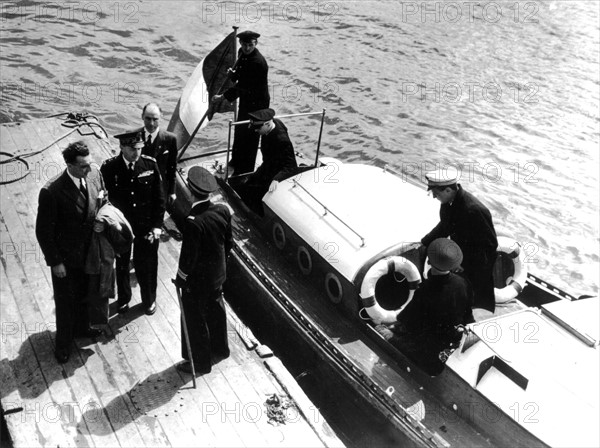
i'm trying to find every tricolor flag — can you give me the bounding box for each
[168,31,236,151]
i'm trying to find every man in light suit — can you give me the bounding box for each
[140,103,178,206]
[36,141,106,364]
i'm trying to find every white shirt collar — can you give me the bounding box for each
[191,198,210,207]
[145,127,159,143]
[66,168,84,188]
[122,154,135,169]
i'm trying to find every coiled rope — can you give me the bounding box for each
[0,112,109,185]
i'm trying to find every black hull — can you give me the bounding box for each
[172,166,566,448]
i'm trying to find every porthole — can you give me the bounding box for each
[297,246,312,275]
[324,272,343,304]
[272,222,286,250]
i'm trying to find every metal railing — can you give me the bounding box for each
[291,178,366,247]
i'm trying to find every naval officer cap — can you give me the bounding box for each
[237,30,260,42]
[187,166,217,197]
[425,166,460,190]
[114,130,144,148]
[248,108,275,125]
[428,238,463,272]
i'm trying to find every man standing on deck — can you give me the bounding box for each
[174,166,232,375]
[139,103,178,207]
[101,130,166,316]
[36,141,106,364]
[211,30,270,175]
[234,108,298,216]
[420,167,498,315]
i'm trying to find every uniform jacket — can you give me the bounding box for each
[36,167,106,268]
[100,154,166,236]
[177,201,232,293]
[251,119,298,184]
[421,185,498,269]
[223,48,270,114]
[399,273,474,344]
[140,128,178,196]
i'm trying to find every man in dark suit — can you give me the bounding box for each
[36,141,106,363]
[212,30,270,175]
[175,166,232,375]
[140,103,178,206]
[421,167,498,314]
[101,130,166,316]
[235,108,298,215]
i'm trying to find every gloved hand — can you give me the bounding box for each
[374,324,394,341]
[173,275,186,289]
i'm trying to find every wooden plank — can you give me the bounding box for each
[0,231,94,447]
[33,120,182,447]
[1,119,331,448]
[0,263,48,448]
[2,125,126,447]
[1,127,100,447]
[4,121,163,447]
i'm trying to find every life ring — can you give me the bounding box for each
[359,256,421,324]
[494,236,528,303]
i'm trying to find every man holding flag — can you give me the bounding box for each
[212,30,270,175]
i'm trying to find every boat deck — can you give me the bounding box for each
[0,118,342,448]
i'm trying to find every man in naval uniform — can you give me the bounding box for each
[36,141,106,363]
[101,130,166,315]
[235,108,298,215]
[212,30,270,175]
[376,239,474,376]
[420,167,498,315]
[139,102,178,206]
[175,166,232,375]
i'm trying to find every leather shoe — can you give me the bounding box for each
[55,349,69,364]
[117,303,129,314]
[176,361,210,375]
[77,327,103,339]
[145,302,157,315]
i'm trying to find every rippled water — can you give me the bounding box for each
[1,1,598,295]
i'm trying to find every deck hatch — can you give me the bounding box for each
[129,377,187,417]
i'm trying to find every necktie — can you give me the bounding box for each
[128,162,134,172]
[145,134,152,149]
[79,178,88,197]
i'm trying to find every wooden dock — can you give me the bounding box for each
[0,117,344,448]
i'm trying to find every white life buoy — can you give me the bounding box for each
[359,256,421,324]
[494,236,528,303]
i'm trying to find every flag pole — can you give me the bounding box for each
[176,26,239,162]
[225,119,233,180]
[314,108,326,167]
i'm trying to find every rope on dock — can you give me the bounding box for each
[0,112,110,185]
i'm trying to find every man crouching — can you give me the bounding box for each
[375,238,474,376]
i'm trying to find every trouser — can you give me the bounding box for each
[463,254,496,313]
[181,287,229,372]
[116,235,159,308]
[236,177,269,216]
[229,109,260,175]
[51,266,91,352]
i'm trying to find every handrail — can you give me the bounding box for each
[230,110,324,126]
[291,178,365,247]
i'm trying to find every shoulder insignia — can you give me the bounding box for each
[101,155,118,165]
[141,154,156,162]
